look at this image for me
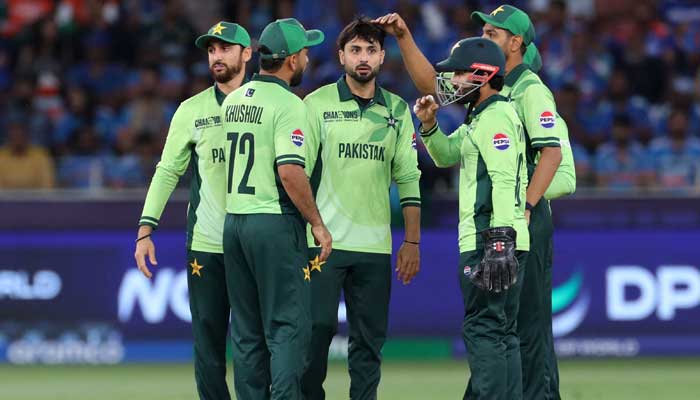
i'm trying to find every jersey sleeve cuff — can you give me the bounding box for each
[530,136,561,148]
[419,122,439,137]
[397,181,421,208]
[275,154,306,167]
[139,216,159,229]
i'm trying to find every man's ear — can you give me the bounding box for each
[380,49,385,65]
[339,49,345,66]
[511,35,524,54]
[287,53,299,71]
[242,46,253,63]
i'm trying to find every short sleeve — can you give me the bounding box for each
[522,84,562,149]
[274,97,308,167]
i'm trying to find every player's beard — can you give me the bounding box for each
[290,64,304,87]
[455,86,482,106]
[346,63,379,84]
[210,59,242,84]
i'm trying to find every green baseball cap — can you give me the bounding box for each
[472,5,536,45]
[523,43,542,73]
[258,18,324,59]
[195,21,251,49]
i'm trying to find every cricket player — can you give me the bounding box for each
[300,17,422,400]
[415,37,529,399]
[220,18,331,400]
[376,6,575,398]
[134,21,251,400]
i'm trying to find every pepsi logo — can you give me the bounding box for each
[540,111,555,128]
[411,132,417,149]
[291,129,304,147]
[463,265,471,276]
[492,133,510,151]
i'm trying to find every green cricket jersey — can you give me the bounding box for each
[222,74,308,215]
[421,95,529,252]
[501,64,576,199]
[140,85,229,253]
[304,76,421,254]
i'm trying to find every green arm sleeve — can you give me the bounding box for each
[274,99,307,167]
[474,117,518,228]
[522,84,561,149]
[140,105,192,228]
[392,103,421,208]
[420,123,466,168]
[544,117,577,200]
[303,96,322,177]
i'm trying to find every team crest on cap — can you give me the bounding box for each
[291,129,304,147]
[492,133,510,151]
[412,132,417,149]
[539,111,555,129]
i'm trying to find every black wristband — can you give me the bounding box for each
[135,234,152,243]
[404,240,420,245]
[525,202,534,211]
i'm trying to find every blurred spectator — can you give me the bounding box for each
[572,143,593,186]
[614,24,668,104]
[649,107,700,188]
[123,65,173,138]
[594,115,654,189]
[57,126,102,188]
[0,119,55,189]
[102,130,147,189]
[589,69,653,145]
[53,85,93,152]
[0,0,52,37]
[537,1,576,90]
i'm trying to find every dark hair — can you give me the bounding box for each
[613,114,632,127]
[337,16,386,50]
[669,106,689,122]
[258,45,285,73]
[488,75,504,91]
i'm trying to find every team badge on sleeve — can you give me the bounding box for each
[411,132,417,149]
[492,133,510,151]
[539,111,555,128]
[291,129,304,147]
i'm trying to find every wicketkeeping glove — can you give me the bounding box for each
[470,227,518,293]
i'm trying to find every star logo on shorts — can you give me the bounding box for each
[309,255,326,273]
[303,266,311,281]
[190,259,204,277]
[385,115,398,129]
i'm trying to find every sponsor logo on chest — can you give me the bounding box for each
[194,116,223,129]
[323,110,360,122]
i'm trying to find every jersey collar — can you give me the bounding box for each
[251,73,292,92]
[214,84,227,106]
[214,76,251,106]
[336,75,387,108]
[504,63,528,88]
[468,94,508,121]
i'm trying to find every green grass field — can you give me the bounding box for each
[3,358,700,399]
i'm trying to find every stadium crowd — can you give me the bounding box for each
[0,0,699,192]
